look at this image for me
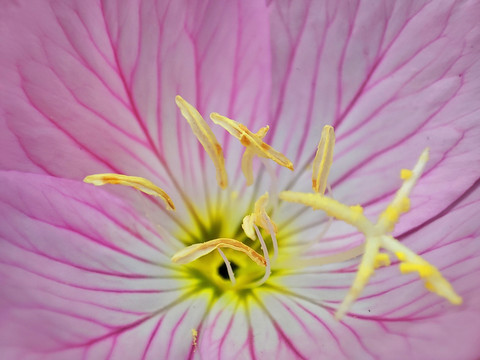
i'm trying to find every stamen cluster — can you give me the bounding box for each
[83,95,462,320]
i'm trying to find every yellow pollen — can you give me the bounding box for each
[210,112,294,171]
[395,251,407,261]
[379,206,400,231]
[175,95,228,189]
[399,197,411,213]
[424,281,435,292]
[191,328,198,351]
[312,125,335,194]
[399,262,435,278]
[350,205,364,222]
[83,173,175,211]
[374,253,391,268]
[171,238,266,267]
[400,169,413,180]
[280,148,462,319]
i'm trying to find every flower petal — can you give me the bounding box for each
[268,0,480,210]
[0,171,208,358]
[0,0,271,199]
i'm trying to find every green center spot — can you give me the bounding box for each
[175,207,280,298]
[217,260,239,280]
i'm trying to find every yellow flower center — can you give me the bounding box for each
[83,95,462,320]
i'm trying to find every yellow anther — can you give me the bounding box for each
[395,252,407,261]
[241,126,269,186]
[83,173,175,211]
[175,96,228,189]
[399,197,411,213]
[312,125,335,194]
[399,262,435,278]
[242,193,278,240]
[400,169,413,180]
[242,215,256,240]
[374,253,391,268]
[379,205,400,232]
[210,112,294,171]
[192,328,198,350]
[350,205,364,222]
[171,238,266,267]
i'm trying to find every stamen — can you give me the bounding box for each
[280,148,461,319]
[175,95,228,189]
[171,238,266,267]
[217,248,236,285]
[210,112,294,171]
[242,193,279,259]
[250,224,271,287]
[374,253,391,268]
[242,126,269,186]
[83,173,175,211]
[312,125,335,194]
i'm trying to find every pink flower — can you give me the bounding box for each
[1,1,479,359]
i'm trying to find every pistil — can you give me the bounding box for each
[280,148,462,319]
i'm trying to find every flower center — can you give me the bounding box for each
[83,95,462,320]
[218,260,238,280]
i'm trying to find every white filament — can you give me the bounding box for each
[265,218,279,261]
[217,248,236,285]
[251,224,271,287]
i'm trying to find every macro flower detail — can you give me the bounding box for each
[1,1,479,359]
[84,97,462,321]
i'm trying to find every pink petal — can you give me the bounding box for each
[268,1,480,216]
[0,171,208,358]
[0,1,271,198]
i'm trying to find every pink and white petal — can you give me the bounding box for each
[0,171,206,358]
[268,0,480,214]
[276,181,480,359]
[0,0,272,207]
[198,294,310,360]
